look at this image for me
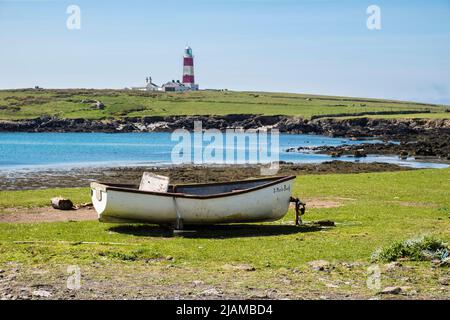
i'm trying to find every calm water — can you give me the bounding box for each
[0,132,447,171]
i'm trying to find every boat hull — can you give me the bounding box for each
[91,177,295,225]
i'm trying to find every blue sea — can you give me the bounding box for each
[0,132,447,171]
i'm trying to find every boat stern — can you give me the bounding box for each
[90,182,108,220]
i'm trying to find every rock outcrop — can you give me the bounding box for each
[0,115,449,140]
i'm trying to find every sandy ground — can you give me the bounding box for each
[0,198,345,224]
[0,207,97,223]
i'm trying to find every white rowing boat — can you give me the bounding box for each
[90,175,301,228]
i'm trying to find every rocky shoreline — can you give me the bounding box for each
[1,115,449,139]
[286,133,450,162]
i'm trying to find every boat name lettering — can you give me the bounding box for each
[273,184,290,193]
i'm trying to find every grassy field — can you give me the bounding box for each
[0,169,449,299]
[0,187,89,209]
[0,89,448,120]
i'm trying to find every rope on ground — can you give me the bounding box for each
[11,240,140,246]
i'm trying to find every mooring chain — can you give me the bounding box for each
[290,197,306,226]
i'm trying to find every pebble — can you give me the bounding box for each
[201,288,221,296]
[384,262,402,271]
[379,286,402,295]
[223,264,256,272]
[438,276,449,286]
[32,290,52,298]
[341,262,362,269]
[308,260,332,271]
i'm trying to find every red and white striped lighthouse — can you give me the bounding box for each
[182,46,198,90]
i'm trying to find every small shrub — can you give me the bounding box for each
[372,235,448,262]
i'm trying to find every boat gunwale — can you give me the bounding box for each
[91,175,296,200]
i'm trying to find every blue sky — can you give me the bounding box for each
[1,0,449,104]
